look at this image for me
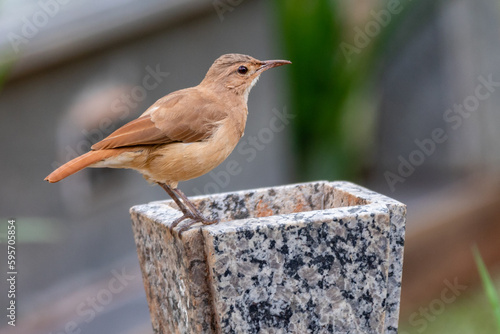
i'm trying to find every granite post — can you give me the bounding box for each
[130,181,406,333]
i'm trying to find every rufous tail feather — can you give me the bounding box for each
[45,149,125,183]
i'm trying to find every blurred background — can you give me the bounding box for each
[1,0,500,333]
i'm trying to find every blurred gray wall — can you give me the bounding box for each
[370,0,500,199]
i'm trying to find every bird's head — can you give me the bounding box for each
[201,53,291,99]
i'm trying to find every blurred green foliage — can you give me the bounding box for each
[473,245,500,333]
[399,286,499,334]
[0,0,14,91]
[0,217,63,243]
[274,0,365,181]
[399,247,500,333]
[0,59,13,91]
[273,0,435,182]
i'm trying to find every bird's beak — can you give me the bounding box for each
[258,59,292,72]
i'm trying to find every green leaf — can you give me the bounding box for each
[472,245,500,333]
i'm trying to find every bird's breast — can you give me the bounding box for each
[140,112,247,184]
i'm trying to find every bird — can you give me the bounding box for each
[45,53,291,232]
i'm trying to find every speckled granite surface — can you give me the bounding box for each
[130,181,406,333]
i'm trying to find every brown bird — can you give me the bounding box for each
[45,54,291,232]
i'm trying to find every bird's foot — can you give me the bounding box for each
[197,214,219,226]
[169,214,191,233]
[170,212,220,236]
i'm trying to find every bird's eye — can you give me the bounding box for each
[237,66,248,75]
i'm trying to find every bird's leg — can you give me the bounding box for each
[158,183,220,233]
[158,183,196,232]
[172,188,219,226]
[174,189,220,235]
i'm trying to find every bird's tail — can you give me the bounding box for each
[45,149,124,183]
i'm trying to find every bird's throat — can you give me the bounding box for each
[243,76,260,104]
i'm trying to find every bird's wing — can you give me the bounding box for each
[91,88,227,150]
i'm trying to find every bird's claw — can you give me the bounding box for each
[170,213,219,236]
